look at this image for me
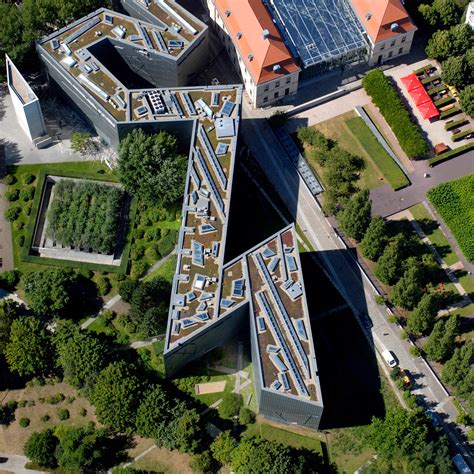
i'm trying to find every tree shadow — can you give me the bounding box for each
[0,139,23,166]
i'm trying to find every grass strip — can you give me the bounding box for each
[345,117,410,190]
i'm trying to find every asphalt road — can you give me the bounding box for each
[240,102,473,467]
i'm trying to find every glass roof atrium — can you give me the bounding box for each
[267,0,368,67]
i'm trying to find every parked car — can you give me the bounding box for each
[359,312,373,329]
[382,350,398,368]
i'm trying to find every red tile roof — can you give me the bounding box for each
[350,0,416,43]
[214,0,300,85]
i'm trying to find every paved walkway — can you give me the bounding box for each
[0,452,44,473]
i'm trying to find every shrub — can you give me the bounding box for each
[239,406,255,425]
[96,276,111,296]
[14,221,24,230]
[66,396,75,404]
[375,295,386,305]
[41,414,50,423]
[5,206,21,222]
[57,408,70,421]
[20,186,35,202]
[189,451,214,474]
[3,174,16,185]
[19,417,30,427]
[46,393,65,405]
[157,230,176,256]
[134,227,144,240]
[4,188,19,201]
[219,393,241,418]
[428,142,474,166]
[0,270,20,289]
[23,173,35,185]
[410,345,422,357]
[452,129,473,142]
[79,408,87,417]
[444,119,469,131]
[18,400,27,408]
[439,107,461,119]
[17,235,25,247]
[362,69,428,158]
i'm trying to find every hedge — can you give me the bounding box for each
[421,75,441,85]
[428,175,474,262]
[434,96,455,107]
[428,142,474,166]
[414,64,434,75]
[427,85,446,96]
[362,69,428,158]
[445,119,469,131]
[20,168,136,274]
[452,129,473,142]
[440,107,462,119]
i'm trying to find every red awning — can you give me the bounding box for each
[401,73,422,92]
[418,101,440,120]
[409,87,431,106]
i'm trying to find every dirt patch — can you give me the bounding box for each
[131,447,192,473]
[195,380,227,395]
[0,382,97,455]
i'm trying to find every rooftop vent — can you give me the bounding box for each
[365,12,372,20]
[391,22,400,31]
[237,32,242,39]
[262,29,270,40]
[273,64,281,72]
[225,9,230,17]
[248,53,254,61]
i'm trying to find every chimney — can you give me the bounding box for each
[262,29,270,40]
[225,9,230,17]
[273,64,281,72]
[365,12,372,20]
[391,22,399,31]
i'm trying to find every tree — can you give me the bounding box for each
[24,429,58,468]
[459,84,474,117]
[211,431,237,465]
[442,343,474,396]
[407,293,441,335]
[129,278,171,321]
[366,408,430,457]
[135,385,173,439]
[425,29,453,61]
[390,263,424,310]
[442,56,470,88]
[219,393,241,418]
[22,269,74,316]
[54,423,109,470]
[425,314,459,361]
[338,189,371,241]
[91,362,142,433]
[54,321,108,389]
[5,316,54,376]
[70,132,95,155]
[138,305,167,338]
[172,408,201,453]
[119,279,139,302]
[374,243,402,285]
[239,406,255,425]
[360,216,388,261]
[190,451,214,474]
[231,438,295,474]
[0,299,23,354]
[118,129,187,205]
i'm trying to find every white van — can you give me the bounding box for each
[382,350,398,368]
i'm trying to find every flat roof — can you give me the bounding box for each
[6,54,38,105]
[267,0,368,67]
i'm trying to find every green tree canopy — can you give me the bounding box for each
[0,299,23,354]
[231,438,295,474]
[374,242,402,285]
[211,431,237,465]
[441,56,470,88]
[390,262,424,310]
[118,129,187,205]
[5,316,54,376]
[407,293,441,335]
[338,189,372,242]
[366,408,430,457]
[219,393,241,419]
[22,268,75,317]
[418,0,464,27]
[91,361,143,433]
[459,84,474,117]
[424,314,459,361]
[360,216,388,261]
[190,451,214,474]
[24,428,58,468]
[442,343,474,398]
[54,423,109,470]
[54,321,108,389]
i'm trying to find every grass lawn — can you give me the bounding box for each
[87,311,145,343]
[244,420,325,453]
[137,340,166,378]
[409,204,459,266]
[129,446,192,473]
[143,253,177,283]
[309,111,387,190]
[428,174,474,263]
[0,382,97,455]
[345,117,410,190]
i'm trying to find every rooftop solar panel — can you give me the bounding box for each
[212,241,220,258]
[192,240,204,266]
[262,247,276,258]
[286,255,297,272]
[198,126,227,190]
[257,317,266,332]
[270,353,288,372]
[168,40,184,49]
[199,223,216,234]
[182,318,198,329]
[267,345,280,353]
[268,0,367,67]
[170,92,183,116]
[104,14,114,25]
[270,380,282,391]
[194,312,210,321]
[279,372,291,391]
[211,92,220,106]
[215,143,228,156]
[187,291,197,302]
[154,31,167,52]
[128,34,141,41]
[63,17,101,44]
[295,319,307,340]
[51,39,60,50]
[221,299,234,309]
[220,100,235,117]
[268,256,280,274]
[181,92,197,115]
[140,25,154,49]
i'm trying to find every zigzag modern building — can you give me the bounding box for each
[35,1,324,430]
